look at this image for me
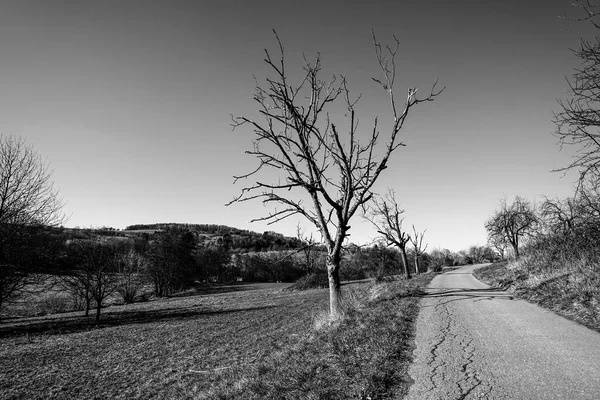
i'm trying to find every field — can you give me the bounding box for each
[0,275,433,399]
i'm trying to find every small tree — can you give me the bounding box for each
[540,196,580,236]
[60,241,119,321]
[0,135,64,320]
[115,247,146,304]
[409,225,428,273]
[369,190,412,279]
[485,197,538,260]
[229,32,442,316]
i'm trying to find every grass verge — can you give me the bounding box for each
[204,273,433,399]
[473,259,600,333]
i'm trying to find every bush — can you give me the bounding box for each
[39,294,71,315]
[287,271,328,291]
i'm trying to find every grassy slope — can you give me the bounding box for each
[473,261,600,333]
[0,275,432,399]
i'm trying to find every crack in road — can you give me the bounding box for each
[406,266,600,400]
[427,302,451,390]
[408,282,493,400]
[407,264,600,400]
[415,295,491,399]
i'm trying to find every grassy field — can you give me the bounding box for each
[474,260,600,333]
[0,275,433,399]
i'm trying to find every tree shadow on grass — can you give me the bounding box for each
[172,282,291,298]
[0,304,277,338]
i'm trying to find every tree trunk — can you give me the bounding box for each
[85,295,91,317]
[326,252,342,318]
[95,300,101,322]
[400,246,411,279]
[511,235,520,260]
[414,255,420,275]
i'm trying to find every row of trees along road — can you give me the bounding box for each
[368,189,428,279]
[228,31,443,317]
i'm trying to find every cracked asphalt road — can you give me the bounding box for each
[406,264,600,400]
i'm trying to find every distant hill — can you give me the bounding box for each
[124,223,303,252]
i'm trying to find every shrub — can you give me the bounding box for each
[39,294,71,315]
[287,271,328,291]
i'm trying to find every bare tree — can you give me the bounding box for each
[228,32,442,316]
[115,247,147,304]
[60,241,119,322]
[0,135,64,320]
[484,197,538,260]
[540,196,580,235]
[369,190,412,279]
[576,179,600,222]
[409,225,428,274]
[554,1,600,186]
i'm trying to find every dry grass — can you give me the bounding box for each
[474,257,600,332]
[0,275,432,399]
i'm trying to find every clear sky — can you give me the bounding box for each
[0,0,594,251]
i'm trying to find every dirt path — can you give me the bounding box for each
[406,264,600,400]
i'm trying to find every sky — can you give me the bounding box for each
[0,0,596,251]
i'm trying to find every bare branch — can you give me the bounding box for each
[229,32,441,312]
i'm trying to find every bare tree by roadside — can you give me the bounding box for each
[554,1,600,186]
[0,135,64,321]
[228,31,442,316]
[540,196,580,236]
[369,190,412,279]
[485,197,538,260]
[409,225,428,273]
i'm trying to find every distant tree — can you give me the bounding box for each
[296,225,319,274]
[196,245,229,282]
[115,247,147,304]
[427,249,449,271]
[369,190,412,279]
[146,229,196,296]
[0,135,64,320]
[485,197,538,260]
[59,241,119,321]
[467,245,496,264]
[408,225,428,273]
[228,32,442,316]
